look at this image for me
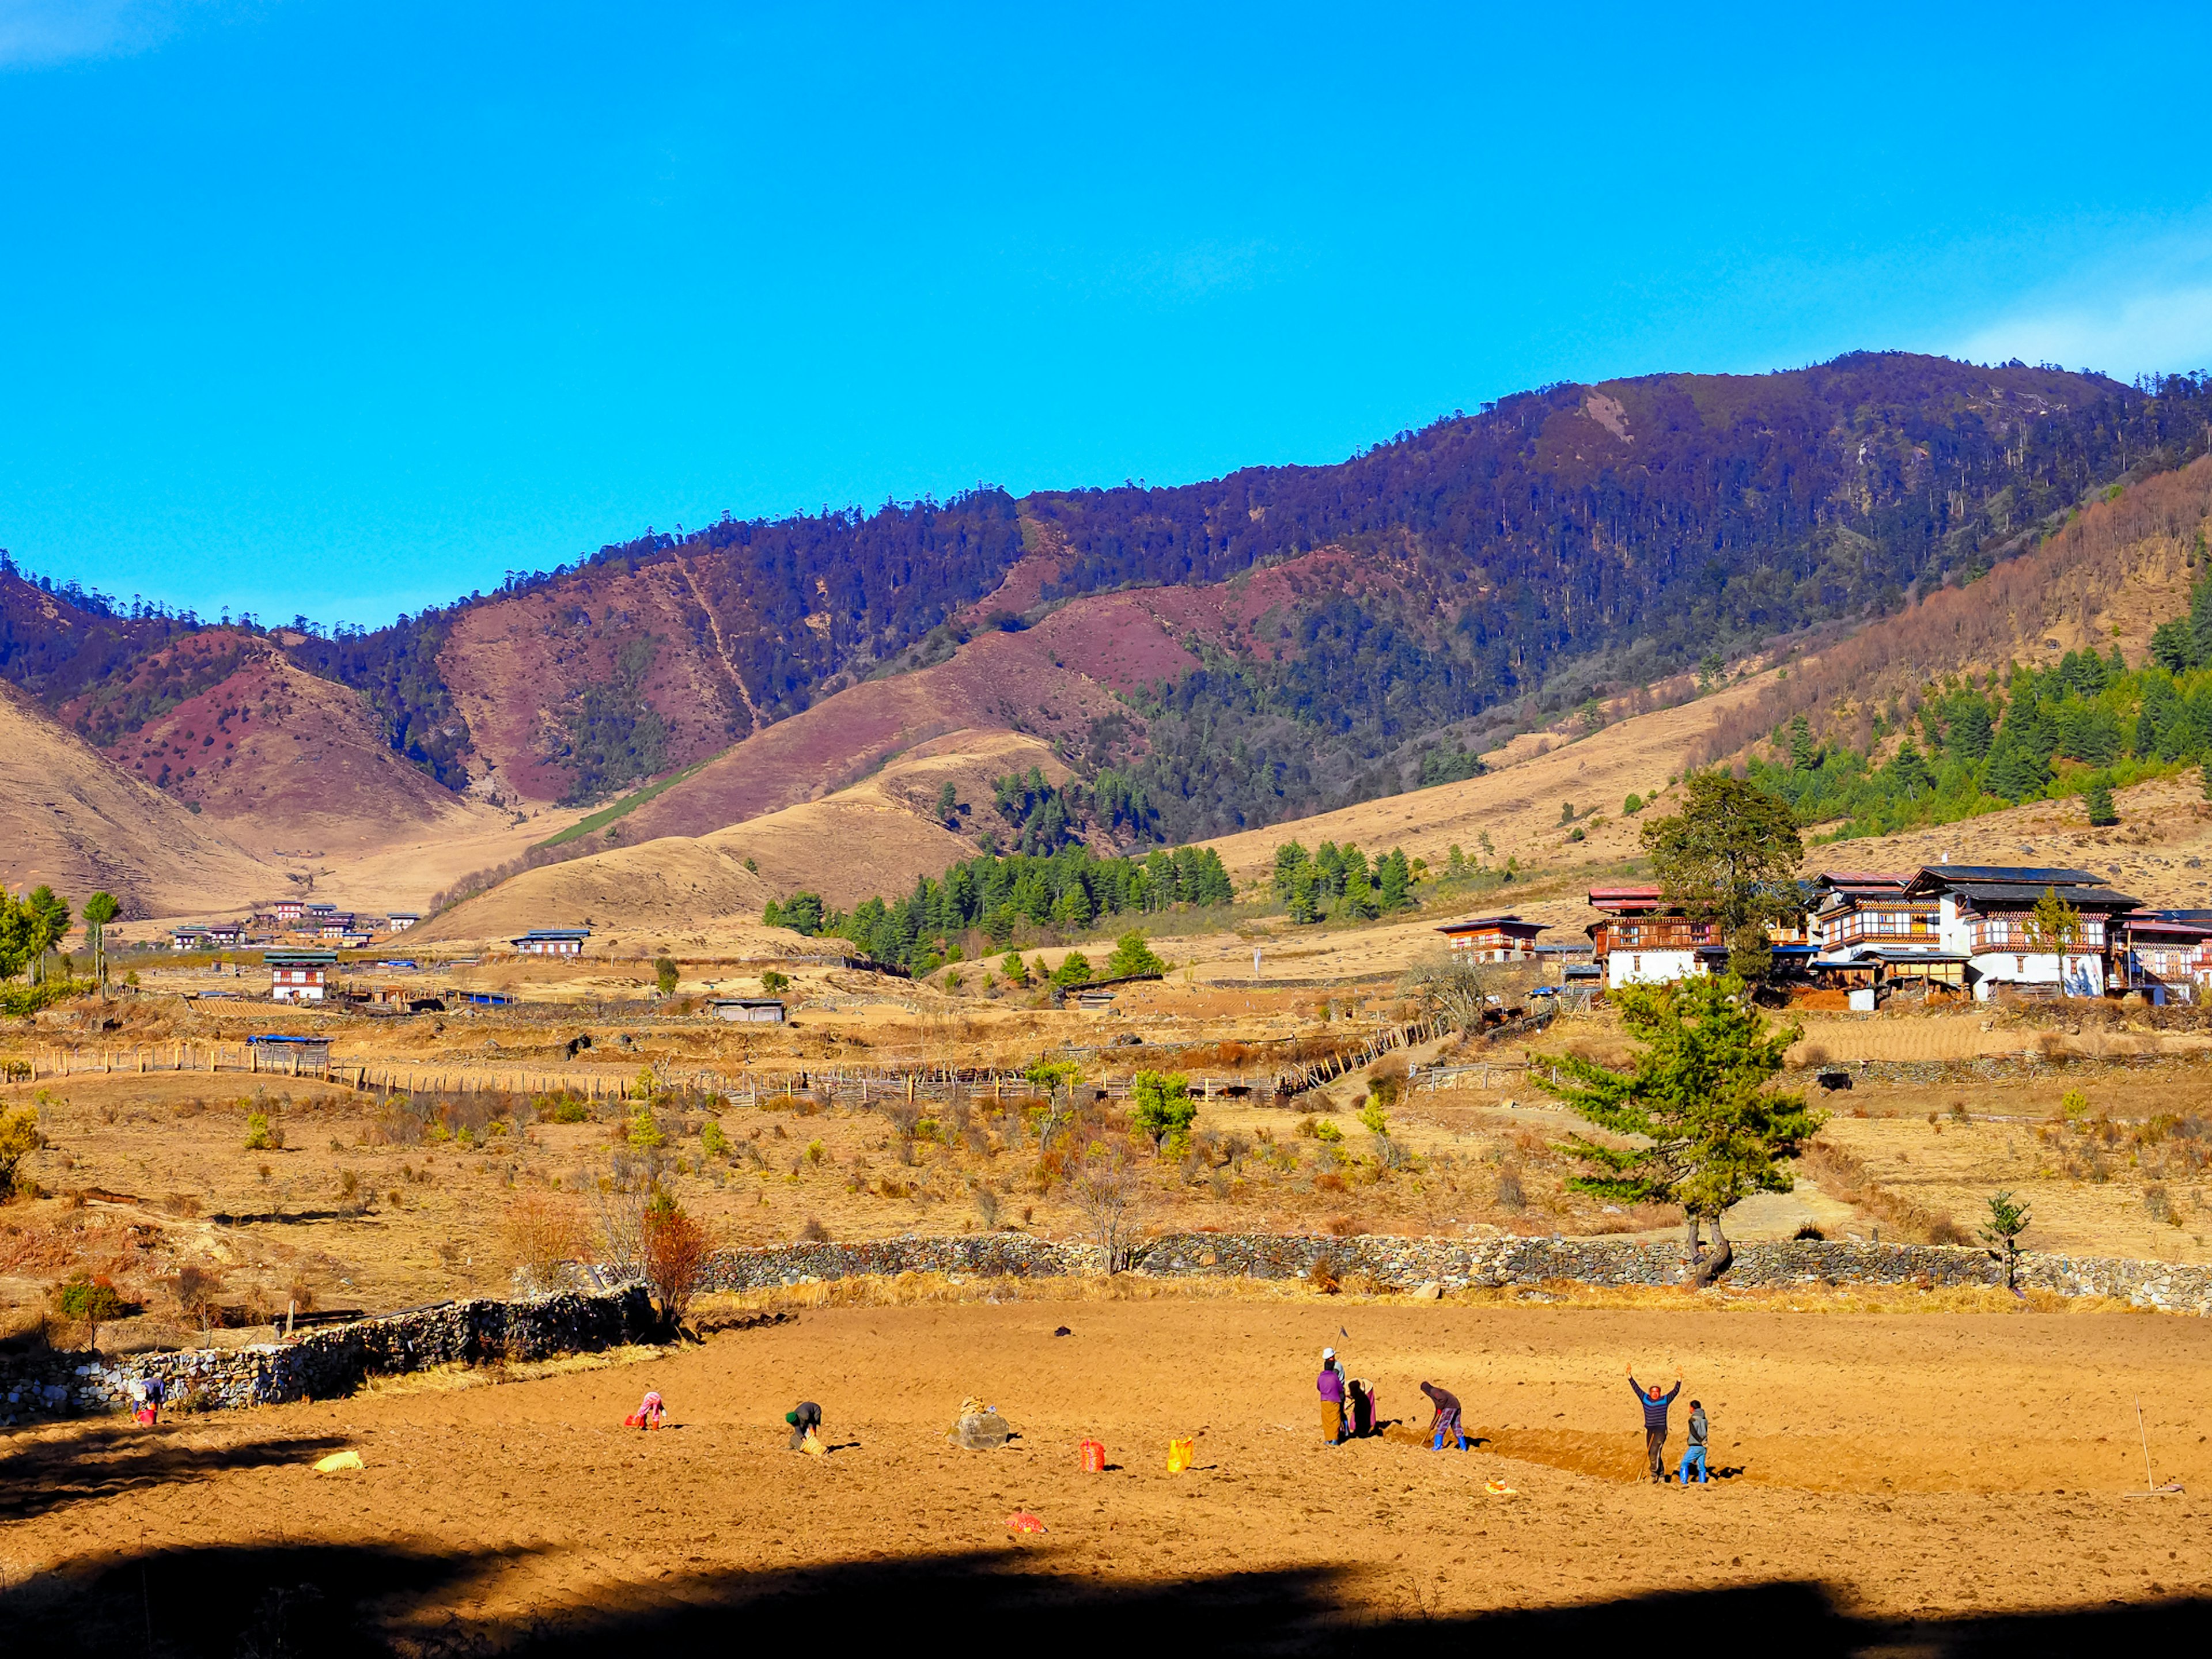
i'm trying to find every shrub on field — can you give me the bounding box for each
[502,1192,590,1294]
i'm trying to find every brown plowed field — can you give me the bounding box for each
[7,1297,2210,1653]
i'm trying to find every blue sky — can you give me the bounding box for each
[5,2,2212,626]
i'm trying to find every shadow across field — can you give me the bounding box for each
[6,1544,2210,1657]
[0,1425,352,1524]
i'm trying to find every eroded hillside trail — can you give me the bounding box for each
[672,550,765,737]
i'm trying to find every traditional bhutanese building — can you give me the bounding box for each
[267,949,336,1003]
[1898,865,2138,1001]
[1432,914,1546,961]
[510,927,590,957]
[1585,885,1723,988]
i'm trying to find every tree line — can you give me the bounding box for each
[765,842,1234,973]
[1748,570,2212,839]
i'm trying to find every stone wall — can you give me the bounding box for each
[1,1286,655,1426]
[694,1232,2212,1315]
[13,1230,2211,1427]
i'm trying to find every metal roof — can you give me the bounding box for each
[513,927,592,940]
[1911,863,2102,886]
[266,950,337,965]
[1945,882,2138,907]
[1435,914,1540,932]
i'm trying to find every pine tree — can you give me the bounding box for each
[1951,698,1994,759]
[1532,974,1823,1285]
[1787,713,1816,771]
[2083,780,2118,827]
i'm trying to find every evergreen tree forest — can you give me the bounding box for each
[1747,576,2212,839]
[777,842,1236,972]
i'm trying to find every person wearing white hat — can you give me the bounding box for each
[1316,1346,1348,1444]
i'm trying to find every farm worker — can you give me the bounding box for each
[629,1390,666,1430]
[1677,1400,1710,1485]
[785,1400,823,1449]
[1346,1377,1374,1438]
[1628,1365,1681,1483]
[1419,1381,1466,1450]
[1316,1348,1347,1444]
[134,1375,166,1427]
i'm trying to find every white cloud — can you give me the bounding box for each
[0,1,206,69]
[1955,271,2212,380]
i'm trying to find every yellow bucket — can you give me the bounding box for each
[1166,1436,1195,1474]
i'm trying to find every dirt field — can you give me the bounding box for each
[6,1293,2210,1654]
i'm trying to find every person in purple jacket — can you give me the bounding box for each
[1628,1363,1682,1483]
[1316,1346,1347,1444]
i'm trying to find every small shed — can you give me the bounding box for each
[248,1033,332,1073]
[1073,990,1119,1016]
[710,998,786,1024]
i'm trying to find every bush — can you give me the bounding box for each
[760,969,790,994]
[1105,930,1166,978]
[1130,1070,1196,1153]
[641,1195,718,1329]
[548,1096,590,1124]
[50,1273,130,1328]
[502,1192,589,1293]
[243,1112,282,1152]
[0,1108,46,1199]
[700,1120,731,1158]
[654,956,680,995]
[799,1214,830,1242]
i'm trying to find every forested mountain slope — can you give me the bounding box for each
[6,354,2210,862]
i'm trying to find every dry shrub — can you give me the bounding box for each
[641,1197,718,1330]
[1323,1213,1361,1237]
[798,1214,830,1242]
[1495,1166,1528,1210]
[502,1192,590,1293]
[1801,1138,1969,1245]
[1315,1171,1347,1194]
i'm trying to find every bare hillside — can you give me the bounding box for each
[105,648,507,857]
[0,684,277,916]
[411,730,1068,946]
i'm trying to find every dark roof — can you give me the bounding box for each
[266,950,337,965]
[248,1033,331,1045]
[1815,871,1911,888]
[1945,881,2139,908]
[2144,909,2212,924]
[1907,863,2102,892]
[1435,914,1541,934]
[513,927,592,941]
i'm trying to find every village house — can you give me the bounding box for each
[1899,864,2138,1001]
[2115,910,2212,1003]
[386,911,422,932]
[510,927,590,957]
[314,912,358,941]
[204,923,244,947]
[169,928,209,952]
[1806,871,1969,1000]
[274,899,305,923]
[267,949,337,1003]
[1585,885,1723,988]
[1433,914,1547,961]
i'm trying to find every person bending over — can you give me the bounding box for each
[1419,1381,1466,1450]
[786,1401,823,1449]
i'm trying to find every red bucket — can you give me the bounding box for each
[1080,1437,1106,1474]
